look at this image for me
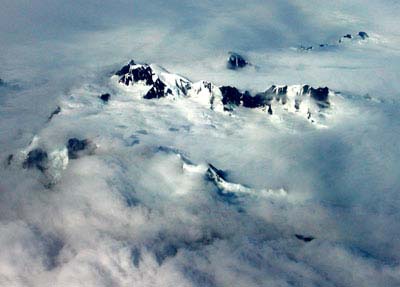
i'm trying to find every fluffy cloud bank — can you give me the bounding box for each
[1,1,400,286]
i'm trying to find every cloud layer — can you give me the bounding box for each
[1,1,400,286]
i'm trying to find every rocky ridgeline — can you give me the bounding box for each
[299,31,369,51]
[17,138,97,187]
[11,60,336,188]
[115,60,333,120]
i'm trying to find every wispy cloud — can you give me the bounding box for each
[1,1,400,286]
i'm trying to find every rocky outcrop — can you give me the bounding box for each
[220,84,331,117]
[67,138,96,159]
[99,93,111,103]
[115,61,190,99]
[144,79,171,99]
[227,52,248,70]
[358,31,369,39]
[48,106,61,121]
[300,31,370,51]
[115,60,335,123]
[295,234,315,242]
[23,148,49,172]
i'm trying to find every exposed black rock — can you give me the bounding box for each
[206,164,240,204]
[242,92,269,108]
[219,84,331,112]
[309,87,330,105]
[144,79,171,99]
[301,85,310,95]
[48,106,61,121]
[118,62,154,86]
[294,100,301,110]
[115,60,135,76]
[220,86,244,109]
[254,85,288,106]
[207,164,228,182]
[227,52,248,69]
[299,45,314,51]
[263,85,276,97]
[131,66,154,85]
[358,31,369,39]
[99,93,111,102]
[295,234,315,242]
[115,60,333,122]
[67,138,95,159]
[23,149,48,172]
[274,86,288,104]
[301,31,369,50]
[268,105,273,115]
[173,78,191,96]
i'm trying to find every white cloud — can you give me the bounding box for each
[0,1,400,286]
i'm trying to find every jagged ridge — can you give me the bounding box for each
[115,60,335,122]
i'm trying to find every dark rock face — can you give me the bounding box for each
[116,61,177,99]
[99,93,111,102]
[227,52,248,69]
[67,138,93,159]
[23,149,48,172]
[117,61,154,86]
[295,234,315,242]
[48,106,61,121]
[220,86,245,109]
[301,85,310,95]
[130,66,154,85]
[274,86,288,104]
[309,87,330,106]
[243,92,269,108]
[207,164,228,182]
[241,85,288,109]
[115,60,333,121]
[299,45,314,51]
[116,64,130,77]
[206,164,240,204]
[220,84,331,112]
[115,60,135,76]
[301,31,369,50]
[144,79,171,99]
[358,31,369,39]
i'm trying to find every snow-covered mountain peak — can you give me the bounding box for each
[114,60,338,124]
[115,60,191,99]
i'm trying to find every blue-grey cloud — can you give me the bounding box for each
[1,1,400,286]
